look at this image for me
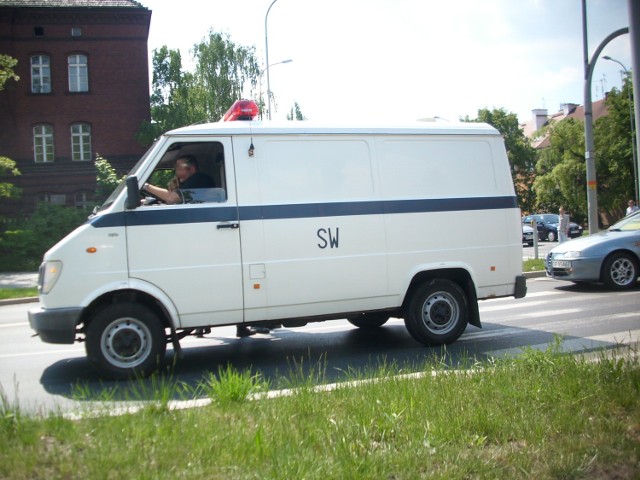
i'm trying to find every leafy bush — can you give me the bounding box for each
[0,204,89,271]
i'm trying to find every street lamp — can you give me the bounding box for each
[603,55,639,206]
[259,59,292,120]
[581,0,628,233]
[265,0,279,120]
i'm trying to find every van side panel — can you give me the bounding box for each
[377,136,521,299]
[234,136,390,321]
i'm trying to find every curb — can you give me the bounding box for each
[524,270,547,279]
[0,296,39,307]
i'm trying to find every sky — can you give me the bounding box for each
[140,0,632,124]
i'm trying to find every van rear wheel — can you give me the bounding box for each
[86,303,166,380]
[404,279,468,346]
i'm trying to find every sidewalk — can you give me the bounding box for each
[0,272,39,306]
[0,272,38,289]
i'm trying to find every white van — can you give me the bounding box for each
[29,100,526,379]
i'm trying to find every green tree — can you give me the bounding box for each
[0,204,88,271]
[533,76,636,224]
[95,154,125,204]
[0,54,19,91]
[463,108,537,213]
[138,31,260,145]
[594,75,636,219]
[532,119,587,222]
[0,56,21,212]
[0,156,21,201]
[286,102,307,121]
[192,31,260,121]
[137,47,197,144]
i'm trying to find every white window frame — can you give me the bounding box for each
[31,55,51,93]
[74,191,93,209]
[71,123,91,161]
[33,124,54,163]
[68,54,88,92]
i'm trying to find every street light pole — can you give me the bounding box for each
[603,56,638,206]
[265,0,279,120]
[581,0,629,233]
[258,59,292,119]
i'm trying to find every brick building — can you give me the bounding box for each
[0,0,151,216]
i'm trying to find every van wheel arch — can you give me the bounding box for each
[402,269,480,329]
[81,290,173,336]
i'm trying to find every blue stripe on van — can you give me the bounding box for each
[90,196,518,228]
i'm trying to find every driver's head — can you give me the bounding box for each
[174,155,199,182]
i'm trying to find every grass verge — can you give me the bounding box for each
[523,258,545,272]
[0,287,38,300]
[1,344,639,479]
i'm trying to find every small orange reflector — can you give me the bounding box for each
[86,247,97,254]
[490,266,496,271]
[253,283,261,290]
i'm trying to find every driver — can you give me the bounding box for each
[143,155,215,204]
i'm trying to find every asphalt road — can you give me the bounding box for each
[1,274,638,415]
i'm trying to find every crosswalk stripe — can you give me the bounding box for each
[485,329,640,358]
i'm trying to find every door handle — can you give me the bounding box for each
[217,222,239,230]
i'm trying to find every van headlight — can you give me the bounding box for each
[40,260,62,294]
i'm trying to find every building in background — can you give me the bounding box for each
[0,0,151,216]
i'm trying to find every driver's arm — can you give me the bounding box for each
[143,182,180,204]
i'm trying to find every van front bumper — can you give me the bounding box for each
[28,306,83,344]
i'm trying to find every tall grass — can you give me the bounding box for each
[1,344,638,479]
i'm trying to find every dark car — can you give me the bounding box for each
[522,213,583,242]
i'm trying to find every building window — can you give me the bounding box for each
[71,27,82,37]
[68,54,88,92]
[33,125,54,162]
[37,193,66,206]
[34,27,44,37]
[31,55,51,93]
[74,191,93,209]
[71,123,91,161]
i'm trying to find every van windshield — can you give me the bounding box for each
[95,138,161,213]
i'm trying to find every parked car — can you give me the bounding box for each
[522,224,534,246]
[545,211,640,290]
[522,213,583,242]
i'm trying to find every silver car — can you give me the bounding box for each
[546,211,640,290]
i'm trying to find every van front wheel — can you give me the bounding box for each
[404,279,468,346]
[86,303,166,380]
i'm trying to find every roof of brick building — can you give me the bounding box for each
[0,0,146,8]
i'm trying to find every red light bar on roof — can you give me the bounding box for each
[222,100,260,121]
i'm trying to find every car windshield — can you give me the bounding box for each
[609,212,640,232]
[538,214,558,223]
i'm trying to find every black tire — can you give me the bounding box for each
[404,279,468,346]
[601,252,639,290]
[527,241,534,247]
[347,313,390,329]
[547,231,556,242]
[86,303,166,380]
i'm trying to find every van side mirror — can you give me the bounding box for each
[125,176,140,210]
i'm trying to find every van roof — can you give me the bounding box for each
[165,120,500,137]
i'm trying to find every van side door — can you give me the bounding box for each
[125,138,244,328]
